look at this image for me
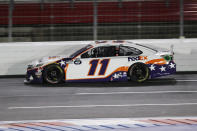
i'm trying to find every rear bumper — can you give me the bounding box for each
[148,61,176,79]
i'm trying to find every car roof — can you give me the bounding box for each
[91,40,136,47]
[88,40,158,53]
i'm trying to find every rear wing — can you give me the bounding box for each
[170,44,174,55]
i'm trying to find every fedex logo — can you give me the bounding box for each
[128,56,148,62]
[128,56,139,61]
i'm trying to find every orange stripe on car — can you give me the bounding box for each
[64,64,69,80]
[145,58,166,65]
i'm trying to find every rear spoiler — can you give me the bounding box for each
[170,44,174,55]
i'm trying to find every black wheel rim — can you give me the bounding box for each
[131,64,148,82]
[46,66,62,83]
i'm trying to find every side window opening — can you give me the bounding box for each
[119,46,142,56]
[98,46,116,57]
[81,46,116,58]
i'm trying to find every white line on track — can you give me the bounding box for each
[176,79,197,82]
[0,91,196,98]
[0,90,197,98]
[76,91,197,95]
[8,103,197,109]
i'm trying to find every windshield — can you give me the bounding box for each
[69,44,93,58]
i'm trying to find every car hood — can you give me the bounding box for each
[29,55,70,67]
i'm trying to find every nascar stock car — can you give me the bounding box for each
[25,40,176,84]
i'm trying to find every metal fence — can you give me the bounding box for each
[0,0,196,42]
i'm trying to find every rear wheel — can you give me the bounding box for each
[128,63,149,82]
[43,64,64,84]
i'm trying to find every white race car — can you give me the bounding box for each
[25,40,176,84]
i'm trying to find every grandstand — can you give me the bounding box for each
[1,0,197,42]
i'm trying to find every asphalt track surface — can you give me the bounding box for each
[0,74,197,121]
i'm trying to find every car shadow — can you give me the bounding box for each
[28,78,177,88]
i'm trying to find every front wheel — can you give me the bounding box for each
[43,64,64,84]
[128,63,149,82]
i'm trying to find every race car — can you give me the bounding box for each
[25,40,176,84]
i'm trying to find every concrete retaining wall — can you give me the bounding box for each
[0,39,197,75]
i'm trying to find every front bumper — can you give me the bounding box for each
[24,68,43,84]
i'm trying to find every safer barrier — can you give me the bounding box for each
[0,38,197,75]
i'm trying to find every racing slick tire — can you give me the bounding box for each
[43,64,64,84]
[128,63,150,82]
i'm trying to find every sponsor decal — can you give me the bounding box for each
[128,56,148,62]
[48,56,58,59]
[112,72,127,79]
[128,56,139,61]
[139,56,148,60]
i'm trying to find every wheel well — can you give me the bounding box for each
[43,64,64,73]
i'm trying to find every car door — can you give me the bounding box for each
[66,46,126,82]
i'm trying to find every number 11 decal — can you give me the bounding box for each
[88,59,110,76]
